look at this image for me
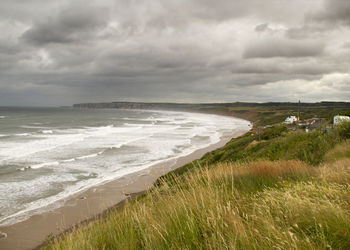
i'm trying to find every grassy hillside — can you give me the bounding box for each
[46,161,350,249]
[189,102,350,126]
[45,121,350,249]
[168,122,349,180]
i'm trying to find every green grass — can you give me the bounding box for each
[44,122,350,250]
[218,104,350,126]
[175,124,342,176]
[45,160,350,250]
[324,140,350,162]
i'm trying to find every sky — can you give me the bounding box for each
[0,0,350,106]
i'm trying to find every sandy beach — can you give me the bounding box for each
[0,123,249,250]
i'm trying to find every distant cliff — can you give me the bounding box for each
[72,102,241,120]
[73,102,205,111]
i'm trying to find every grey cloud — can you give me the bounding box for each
[231,58,334,76]
[287,0,350,39]
[0,40,20,55]
[255,23,271,33]
[343,42,350,48]
[309,0,350,26]
[0,0,349,106]
[188,0,258,21]
[186,0,313,23]
[21,3,108,45]
[243,40,325,58]
[287,25,328,39]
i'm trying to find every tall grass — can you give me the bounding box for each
[324,140,350,162]
[46,160,350,250]
[45,122,350,249]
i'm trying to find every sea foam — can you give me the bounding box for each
[0,109,251,226]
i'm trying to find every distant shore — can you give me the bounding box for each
[0,112,250,250]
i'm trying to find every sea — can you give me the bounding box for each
[0,107,250,226]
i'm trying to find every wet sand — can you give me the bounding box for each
[0,127,249,250]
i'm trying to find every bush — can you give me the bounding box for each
[335,121,350,139]
[261,125,288,140]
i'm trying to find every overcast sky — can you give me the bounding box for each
[0,0,350,106]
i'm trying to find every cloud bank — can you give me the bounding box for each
[0,0,349,106]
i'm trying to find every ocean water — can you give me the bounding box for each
[0,107,250,226]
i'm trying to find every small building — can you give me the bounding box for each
[284,116,298,124]
[297,118,326,130]
[334,115,350,125]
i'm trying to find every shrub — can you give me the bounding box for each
[335,121,350,139]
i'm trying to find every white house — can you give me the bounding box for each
[334,115,350,125]
[284,116,298,124]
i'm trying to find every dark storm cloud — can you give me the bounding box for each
[0,0,349,106]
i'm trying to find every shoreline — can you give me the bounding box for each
[0,115,250,250]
